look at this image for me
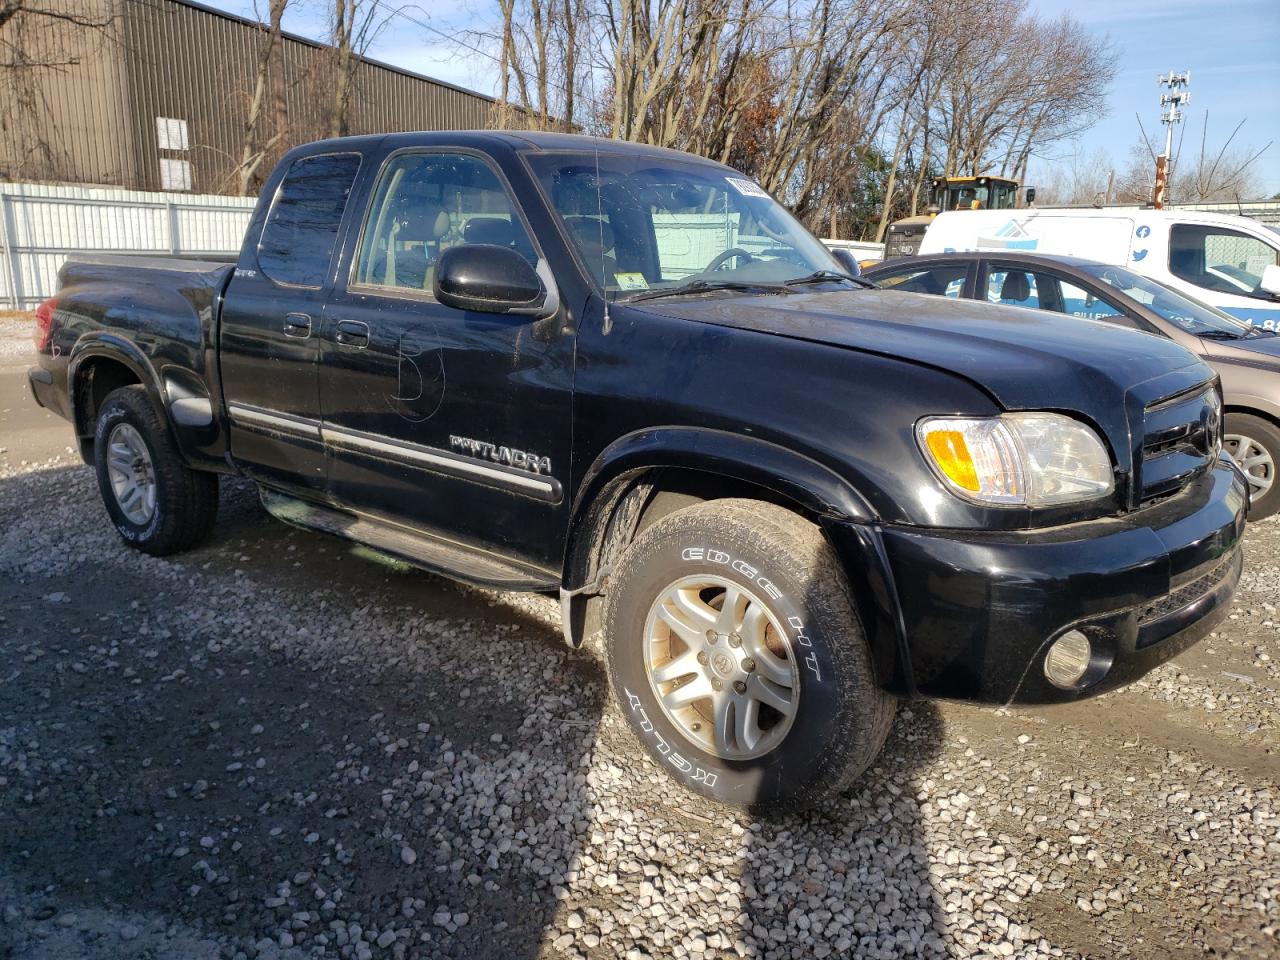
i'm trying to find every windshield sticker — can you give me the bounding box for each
[614,272,649,291]
[726,177,770,199]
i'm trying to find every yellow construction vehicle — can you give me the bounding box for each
[882,175,1024,260]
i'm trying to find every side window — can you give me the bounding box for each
[258,153,361,288]
[1169,224,1280,300]
[1056,278,1128,324]
[876,265,966,298]
[354,153,536,294]
[987,269,1040,308]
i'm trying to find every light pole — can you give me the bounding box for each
[1154,70,1190,210]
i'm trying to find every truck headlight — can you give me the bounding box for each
[917,413,1114,507]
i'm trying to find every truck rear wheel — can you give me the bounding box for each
[602,498,895,813]
[93,385,218,556]
[1225,412,1280,521]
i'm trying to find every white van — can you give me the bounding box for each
[919,207,1280,327]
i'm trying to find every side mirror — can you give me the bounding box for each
[831,249,862,278]
[434,245,551,316]
[1260,263,1280,298]
[1024,187,1037,206]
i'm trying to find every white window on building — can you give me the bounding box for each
[160,158,193,192]
[156,117,189,151]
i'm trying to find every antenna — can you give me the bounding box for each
[1153,70,1190,209]
[593,137,610,334]
[583,57,611,334]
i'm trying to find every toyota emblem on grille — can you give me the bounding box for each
[1203,392,1222,455]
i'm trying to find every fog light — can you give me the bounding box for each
[1044,629,1092,689]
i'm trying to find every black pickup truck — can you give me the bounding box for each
[28,132,1247,811]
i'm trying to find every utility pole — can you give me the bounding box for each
[1154,70,1190,209]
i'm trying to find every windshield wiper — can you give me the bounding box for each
[1198,329,1249,340]
[624,279,795,304]
[783,269,868,288]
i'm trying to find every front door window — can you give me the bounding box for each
[1169,224,1280,301]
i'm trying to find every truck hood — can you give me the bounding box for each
[639,288,1211,414]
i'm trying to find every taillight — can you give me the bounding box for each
[33,299,55,351]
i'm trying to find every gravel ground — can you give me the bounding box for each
[1,331,1278,959]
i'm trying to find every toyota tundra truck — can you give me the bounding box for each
[27,132,1247,811]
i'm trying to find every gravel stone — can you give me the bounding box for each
[0,327,1276,960]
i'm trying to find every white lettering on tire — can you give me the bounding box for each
[623,688,718,787]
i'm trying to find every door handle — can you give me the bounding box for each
[283,313,312,338]
[334,319,370,348]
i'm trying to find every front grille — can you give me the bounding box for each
[1136,549,1238,628]
[1139,385,1221,502]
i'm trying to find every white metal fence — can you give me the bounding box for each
[0,183,255,310]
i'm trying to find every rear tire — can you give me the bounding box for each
[1225,412,1280,521]
[93,385,218,555]
[602,498,895,814]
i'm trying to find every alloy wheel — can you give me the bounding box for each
[643,575,800,760]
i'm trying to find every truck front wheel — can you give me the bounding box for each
[93,385,218,556]
[602,498,894,813]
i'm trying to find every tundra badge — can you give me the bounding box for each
[449,435,553,475]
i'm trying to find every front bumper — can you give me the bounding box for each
[835,461,1247,705]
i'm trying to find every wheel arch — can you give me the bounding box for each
[565,428,876,583]
[1223,400,1280,429]
[559,429,910,695]
[69,338,163,463]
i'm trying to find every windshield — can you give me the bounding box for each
[526,152,844,300]
[1074,261,1255,337]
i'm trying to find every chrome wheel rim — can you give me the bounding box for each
[1225,433,1274,498]
[106,423,156,525]
[643,575,800,761]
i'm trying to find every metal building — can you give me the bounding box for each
[0,0,499,195]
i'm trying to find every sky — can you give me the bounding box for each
[204,0,1280,195]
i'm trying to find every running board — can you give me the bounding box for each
[258,487,556,592]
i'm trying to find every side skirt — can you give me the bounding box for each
[257,486,557,592]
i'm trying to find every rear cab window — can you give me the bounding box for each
[257,153,362,288]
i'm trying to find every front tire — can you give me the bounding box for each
[1225,412,1280,521]
[93,385,218,555]
[602,498,894,813]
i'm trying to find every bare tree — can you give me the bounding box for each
[492,0,587,130]
[475,0,1120,239]
[926,6,1115,180]
[1032,145,1115,207]
[0,0,115,54]
[233,0,292,196]
[1114,113,1271,205]
[329,0,399,138]
[0,0,123,181]
[1172,113,1271,202]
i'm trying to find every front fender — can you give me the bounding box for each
[1223,392,1280,425]
[572,426,877,524]
[564,427,914,695]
